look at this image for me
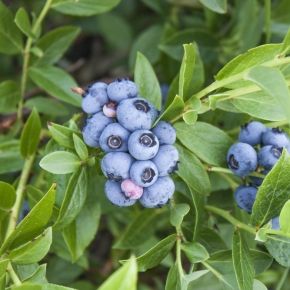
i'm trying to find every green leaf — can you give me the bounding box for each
[179,43,196,100]
[114,210,161,249]
[63,201,100,262]
[134,52,162,110]
[0,259,8,289]
[73,134,88,160]
[20,108,41,158]
[126,234,176,272]
[0,80,21,113]
[55,167,87,230]
[176,144,211,195]
[48,123,78,149]
[181,242,209,264]
[265,235,290,267]
[232,231,254,290]
[11,283,77,290]
[170,203,190,228]
[0,181,16,210]
[29,66,81,107]
[199,0,227,14]
[8,227,52,264]
[98,256,137,290]
[14,8,34,39]
[39,151,81,174]
[34,26,80,65]
[1,184,56,252]
[23,264,47,283]
[175,122,232,166]
[281,28,290,55]
[279,200,290,233]
[182,110,198,125]
[0,2,22,54]
[25,97,70,117]
[52,0,121,16]
[165,264,182,290]
[251,150,290,227]
[245,66,290,125]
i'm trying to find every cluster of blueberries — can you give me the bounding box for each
[80,79,179,208]
[227,121,289,229]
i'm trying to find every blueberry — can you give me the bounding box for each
[152,121,176,145]
[238,121,266,146]
[227,143,257,177]
[139,176,175,208]
[18,200,30,223]
[116,98,158,131]
[82,112,113,147]
[99,123,130,152]
[258,145,282,169]
[107,79,138,103]
[234,186,257,213]
[152,145,179,176]
[130,160,158,187]
[249,169,269,187]
[105,180,136,207]
[101,152,134,181]
[128,130,159,160]
[82,82,108,114]
[262,128,290,147]
[121,179,143,199]
[271,217,280,230]
[103,101,117,118]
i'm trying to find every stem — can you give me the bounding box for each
[17,0,53,122]
[4,155,35,240]
[277,267,289,290]
[207,166,265,178]
[264,0,271,43]
[205,205,256,235]
[7,263,21,286]
[176,237,183,277]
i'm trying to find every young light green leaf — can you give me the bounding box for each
[55,167,87,230]
[29,66,81,107]
[98,256,137,290]
[170,203,190,228]
[122,234,176,272]
[181,242,209,264]
[1,184,56,252]
[73,134,88,160]
[279,200,290,233]
[134,52,162,110]
[182,110,197,125]
[175,122,232,166]
[14,8,34,39]
[0,2,23,54]
[245,66,290,125]
[165,264,182,290]
[23,264,47,284]
[39,151,81,174]
[182,270,209,288]
[0,259,8,289]
[251,150,290,227]
[0,181,16,210]
[281,28,290,55]
[8,227,52,264]
[52,0,121,17]
[20,108,41,158]
[34,26,80,65]
[232,230,254,290]
[179,43,196,100]
[0,80,20,113]
[11,283,77,290]
[199,0,227,14]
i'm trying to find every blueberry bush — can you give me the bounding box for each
[0,0,290,289]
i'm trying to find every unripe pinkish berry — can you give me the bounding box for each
[103,101,117,118]
[121,179,143,200]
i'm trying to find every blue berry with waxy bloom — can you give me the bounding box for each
[249,169,269,187]
[262,128,290,148]
[105,180,136,207]
[271,217,280,230]
[107,79,138,103]
[82,112,113,147]
[128,129,159,160]
[238,121,266,146]
[234,186,257,213]
[258,145,282,169]
[139,176,175,208]
[116,97,158,131]
[152,145,179,176]
[82,82,109,114]
[130,160,158,187]
[152,121,176,145]
[227,143,258,177]
[99,123,130,152]
[101,152,134,181]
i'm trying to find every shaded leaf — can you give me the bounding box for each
[0,181,16,210]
